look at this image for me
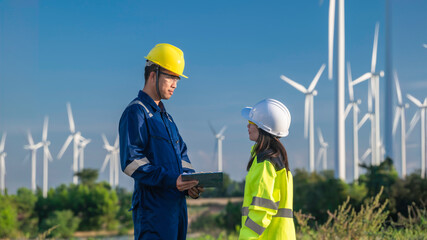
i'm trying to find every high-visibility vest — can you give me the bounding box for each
[239,149,296,240]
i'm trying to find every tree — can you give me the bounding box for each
[14,188,38,237]
[359,157,399,203]
[75,168,99,186]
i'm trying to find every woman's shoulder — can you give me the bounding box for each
[256,150,285,171]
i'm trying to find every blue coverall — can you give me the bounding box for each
[119,90,195,240]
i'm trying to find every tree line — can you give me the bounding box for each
[0,158,426,238]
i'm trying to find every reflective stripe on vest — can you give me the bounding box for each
[242,207,293,218]
[128,100,153,118]
[182,160,194,170]
[245,217,265,235]
[124,158,150,176]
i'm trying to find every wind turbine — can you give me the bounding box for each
[209,123,226,172]
[101,134,120,188]
[280,64,325,172]
[392,71,409,178]
[317,128,328,171]
[345,63,362,180]
[57,102,84,184]
[327,0,346,180]
[351,22,384,165]
[406,94,427,179]
[24,131,43,192]
[78,136,91,171]
[41,117,53,198]
[0,133,7,194]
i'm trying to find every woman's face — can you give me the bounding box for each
[247,122,259,142]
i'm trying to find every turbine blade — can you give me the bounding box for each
[361,148,372,161]
[303,96,310,138]
[371,22,379,73]
[344,104,353,120]
[358,114,370,130]
[407,94,423,107]
[280,75,307,93]
[393,71,402,104]
[45,147,53,161]
[218,126,227,136]
[57,135,73,159]
[352,72,372,85]
[102,134,110,147]
[406,111,420,139]
[347,62,354,101]
[308,64,326,92]
[208,121,217,135]
[392,107,401,135]
[0,133,6,151]
[67,102,76,133]
[114,135,119,148]
[27,131,35,146]
[328,0,336,80]
[101,154,110,172]
[317,128,325,144]
[42,116,49,141]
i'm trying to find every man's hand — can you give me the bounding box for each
[188,186,205,199]
[176,175,198,191]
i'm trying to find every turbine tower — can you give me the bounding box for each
[280,64,326,172]
[209,123,226,172]
[41,117,53,198]
[406,94,427,179]
[392,71,409,178]
[0,133,7,194]
[351,23,384,165]
[101,134,120,188]
[58,102,85,184]
[24,131,43,192]
[345,63,362,180]
[78,136,91,171]
[328,0,346,180]
[317,128,328,171]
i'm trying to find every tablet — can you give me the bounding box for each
[182,172,223,188]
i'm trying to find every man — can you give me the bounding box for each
[119,43,203,240]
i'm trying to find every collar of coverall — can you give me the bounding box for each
[138,90,167,113]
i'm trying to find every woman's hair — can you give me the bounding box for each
[247,127,290,172]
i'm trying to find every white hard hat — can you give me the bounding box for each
[241,98,291,137]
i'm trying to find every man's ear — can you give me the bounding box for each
[148,71,156,85]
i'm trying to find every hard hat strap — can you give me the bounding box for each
[155,66,163,100]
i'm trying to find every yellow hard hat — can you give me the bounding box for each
[144,43,188,78]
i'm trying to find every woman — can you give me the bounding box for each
[239,98,295,240]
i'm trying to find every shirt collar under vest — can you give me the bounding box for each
[137,90,167,113]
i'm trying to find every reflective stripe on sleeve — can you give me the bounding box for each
[273,208,293,218]
[128,100,153,118]
[182,160,194,170]
[251,197,279,210]
[124,158,150,176]
[245,217,266,236]
[242,206,293,218]
[242,207,249,216]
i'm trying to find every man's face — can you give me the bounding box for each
[150,69,180,100]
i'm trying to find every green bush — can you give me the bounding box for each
[41,210,80,238]
[0,194,18,238]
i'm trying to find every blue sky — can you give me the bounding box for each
[0,0,426,193]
